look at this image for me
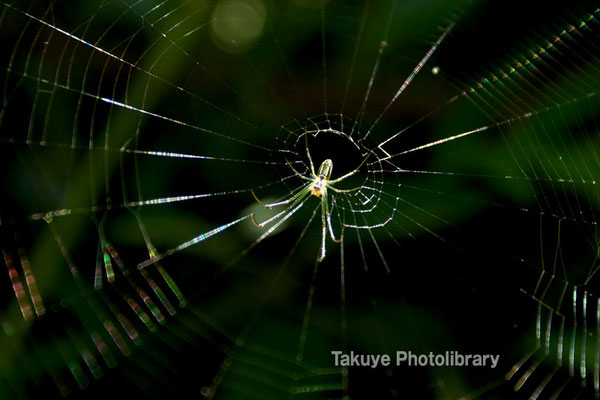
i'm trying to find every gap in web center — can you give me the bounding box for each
[292,117,368,182]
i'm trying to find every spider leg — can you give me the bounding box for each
[328,186,361,194]
[251,184,307,209]
[325,192,342,244]
[305,132,317,177]
[251,189,270,208]
[252,186,311,227]
[239,195,311,263]
[317,190,341,262]
[285,159,313,181]
[318,198,328,262]
[327,151,372,184]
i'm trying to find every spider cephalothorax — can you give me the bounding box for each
[252,134,370,261]
[309,159,333,197]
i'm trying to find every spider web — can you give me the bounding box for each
[1,0,600,399]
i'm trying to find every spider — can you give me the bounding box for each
[252,134,370,261]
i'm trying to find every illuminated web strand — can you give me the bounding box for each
[537,282,568,358]
[292,383,344,394]
[103,319,131,356]
[364,21,455,138]
[594,299,600,398]
[348,204,387,348]
[29,12,58,145]
[505,288,564,384]
[339,195,393,273]
[528,229,566,362]
[123,294,156,333]
[99,96,275,151]
[28,179,285,220]
[3,64,276,152]
[515,355,545,391]
[343,218,390,229]
[343,188,414,238]
[512,266,600,397]
[374,11,600,177]
[94,246,103,290]
[581,292,588,384]
[375,91,598,164]
[394,176,600,227]
[53,335,90,390]
[100,239,115,283]
[105,293,141,346]
[68,329,103,380]
[380,167,597,185]
[230,197,310,266]
[536,283,551,347]
[137,214,251,270]
[530,366,560,400]
[253,187,311,228]
[351,0,395,137]
[202,205,321,399]
[388,125,490,159]
[337,209,349,396]
[583,248,600,286]
[320,1,327,112]
[139,0,169,17]
[570,288,578,377]
[123,1,281,127]
[376,95,459,150]
[296,257,320,362]
[481,49,587,209]
[142,0,190,23]
[461,8,600,98]
[380,184,453,238]
[138,266,177,317]
[349,185,449,256]
[557,310,566,365]
[133,209,187,308]
[335,187,383,218]
[544,303,554,354]
[28,172,299,221]
[550,379,571,399]
[0,137,286,164]
[2,249,34,321]
[132,194,230,207]
[459,67,593,223]
[94,220,161,331]
[18,250,45,317]
[135,284,165,326]
[47,222,136,356]
[365,222,390,273]
[158,1,209,37]
[340,0,369,116]
[520,63,596,225]
[447,33,595,229]
[452,77,551,216]
[0,2,276,147]
[100,235,167,326]
[54,216,156,340]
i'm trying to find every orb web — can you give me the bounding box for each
[0,0,599,399]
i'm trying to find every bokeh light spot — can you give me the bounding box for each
[211,0,266,53]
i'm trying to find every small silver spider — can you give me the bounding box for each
[253,134,369,261]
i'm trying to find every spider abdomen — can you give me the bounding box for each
[310,179,327,197]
